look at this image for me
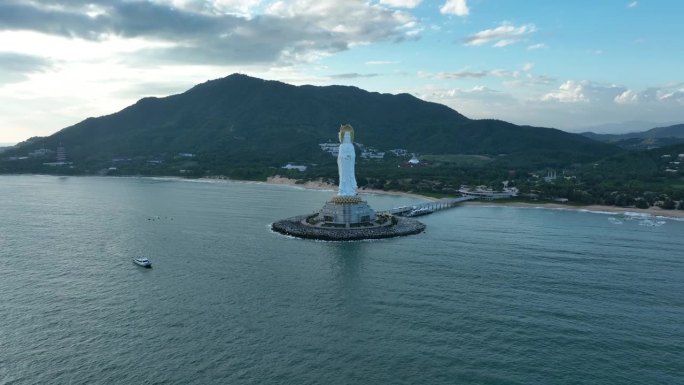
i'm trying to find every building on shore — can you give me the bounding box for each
[459,185,518,200]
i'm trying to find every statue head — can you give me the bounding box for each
[338,124,355,143]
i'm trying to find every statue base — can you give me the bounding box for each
[319,196,376,226]
[271,214,425,241]
[271,192,425,241]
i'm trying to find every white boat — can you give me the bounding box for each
[133,256,152,268]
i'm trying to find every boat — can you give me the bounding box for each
[133,256,152,268]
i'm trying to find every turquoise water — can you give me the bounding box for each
[1,175,682,384]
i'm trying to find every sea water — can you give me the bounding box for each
[1,175,682,384]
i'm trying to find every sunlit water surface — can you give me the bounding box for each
[1,175,682,384]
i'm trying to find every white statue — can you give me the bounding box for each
[337,126,357,196]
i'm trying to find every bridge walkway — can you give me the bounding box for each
[381,195,478,217]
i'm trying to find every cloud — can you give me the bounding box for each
[440,0,469,16]
[0,0,419,66]
[522,63,534,72]
[543,82,586,103]
[503,74,556,88]
[614,90,638,104]
[628,1,638,8]
[365,60,399,65]
[417,80,684,131]
[639,85,684,104]
[429,85,510,99]
[415,84,518,120]
[527,43,547,50]
[150,0,263,17]
[379,0,422,8]
[464,22,536,47]
[544,81,684,108]
[419,68,520,80]
[330,73,379,79]
[542,80,625,103]
[420,70,486,79]
[0,52,52,84]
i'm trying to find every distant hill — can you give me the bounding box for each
[581,124,684,150]
[579,120,683,135]
[2,74,619,175]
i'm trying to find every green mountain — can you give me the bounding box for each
[3,73,619,175]
[581,124,684,150]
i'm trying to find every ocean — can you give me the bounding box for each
[1,175,682,384]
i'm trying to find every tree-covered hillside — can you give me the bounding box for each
[3,73,619,174]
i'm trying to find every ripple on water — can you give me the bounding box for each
[0,176,683,384]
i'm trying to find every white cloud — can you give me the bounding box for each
[365,60,400,65]
[157,0,263,17]
[544,82,684,107]
[543,80,627,104]
[414,84,517,120]
[379,0,422,8]
[628,1,638,8]
[419,68,520,80]
[493,39,516,48]
[527,43,547,50]
[416,80,684,131]
[504,73,556,88]
[542,80,588,103]
[522,63,534,72]
[464,23,536,47]
[614,90,638,104]
[440,0,469,16]
[264,0,421,49]
[430,85,507,99]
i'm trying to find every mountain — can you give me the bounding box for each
[579,120,684,135]
[3,74,620,175]
[581,124,684,150]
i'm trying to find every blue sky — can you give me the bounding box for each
[1,0,683,143]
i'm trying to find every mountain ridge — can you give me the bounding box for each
[581,123,684,150]
[4,73,619,173]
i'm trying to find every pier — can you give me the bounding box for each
[382,195,479,217]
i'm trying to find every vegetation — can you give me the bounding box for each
[582,123,684,150]
[1,73,682,210]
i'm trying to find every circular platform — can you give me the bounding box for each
[271,214,426,241]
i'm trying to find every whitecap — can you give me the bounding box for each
[608,217,624,225]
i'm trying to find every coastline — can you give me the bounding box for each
[265,176,438,201]
[7,174,681,220]
[265,175,684,219]
[463,200,684,219]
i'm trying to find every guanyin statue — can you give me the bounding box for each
[337,124,358,196]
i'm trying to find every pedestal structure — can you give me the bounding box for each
[319,196,376,227]
[271,124,424,240]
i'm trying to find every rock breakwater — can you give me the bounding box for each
[271,215,425,241]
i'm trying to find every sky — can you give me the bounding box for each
[1,0,683,144]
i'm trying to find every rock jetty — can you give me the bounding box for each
[271,214,425,241]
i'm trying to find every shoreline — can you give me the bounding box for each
[6,174,683,220]
[463,200,684,219]
[265,176,684,219]
[265,176,438,201]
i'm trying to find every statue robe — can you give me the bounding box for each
[337,132,357,196]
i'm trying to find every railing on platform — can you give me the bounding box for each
[381,195,478,217]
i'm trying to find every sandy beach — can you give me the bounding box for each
[265,175,684,219]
